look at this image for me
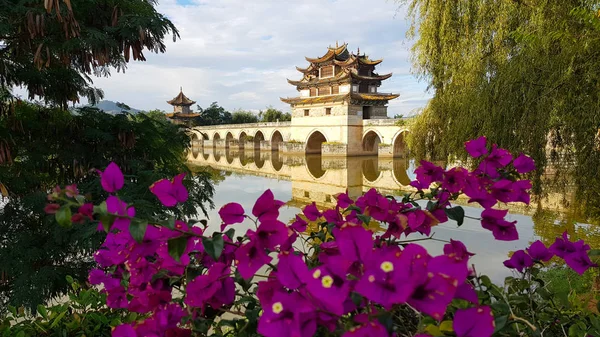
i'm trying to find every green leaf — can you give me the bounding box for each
[75,195,86,204]
[129,219,148,243]
[37,304,47,319]
[66,275,74,284]
[202,233,225,261]
[224,228,235,240]
[588,249,600,257]
[356,214,372,225]
[55,205,72,227]
[167,236,188,262]
[445,206,465,226]
[164,216,176,230]
[350,292,363,306]
[345,205,362,213]
[98,213,116,232]
[494,315,509,332]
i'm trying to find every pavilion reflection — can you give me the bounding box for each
[188,145,415,207]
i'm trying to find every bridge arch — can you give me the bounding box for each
[306,155,326,179]
[271,130,284,152]
[362,157,382,182]
[213,132,221,141]
[305,130,328,155]
[239,131,248,149]
[392,159,412,186]
[225,132,234,148]
[254,130,265,150]
[362,130,382,156]
[271,152,283,171]
[392,130,409,158]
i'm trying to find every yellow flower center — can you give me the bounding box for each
[380,261,394,272]
[321,275,334,288]
[272,302,283,314]
[368,275,376,283]
[312,269,321,279]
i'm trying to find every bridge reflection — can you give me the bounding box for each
[188,145,416,207]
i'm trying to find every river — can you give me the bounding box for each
[188,146,599,282]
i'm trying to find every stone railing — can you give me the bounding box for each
[193,121,292,131]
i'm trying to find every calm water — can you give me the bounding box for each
[188,147,597,282]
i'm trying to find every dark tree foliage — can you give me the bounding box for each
[0,0,179,108]
[259,106,291,122]
[195,102,232,126]
[0,102,215,312]
[231,110,259,124]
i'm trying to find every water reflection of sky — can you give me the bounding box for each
[189,149,581,283]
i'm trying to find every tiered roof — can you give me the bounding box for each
[167,88,196,106]
[281,93,399,105]
[281,43,399,106]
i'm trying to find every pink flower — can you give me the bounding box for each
[78,203,94,220]
[64,184,78,198]
[218,202,245,229]
[442,167,468,193]
[252,189,285,221]
[336,192,354,208]
[481,208,519,241]
[235,240,272,279]
[503,250,533,272]
[44,203,60,214]
[342,322,389,337]
[291,215,308,232]
[411,161,444,189]
[453,306,495,337]
[478,145,512,178]
[149,173,188,207]
[112,324,137,337]
[303,202,321,221]
[99,162,124,193]
[513,153,536,174]
[464,136,488,158]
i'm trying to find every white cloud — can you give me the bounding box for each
[26,0,434,116]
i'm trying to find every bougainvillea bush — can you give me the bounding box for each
[30,137,600,337]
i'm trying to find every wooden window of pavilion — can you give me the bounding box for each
[320,66,334,78]
[304,109,310,116]
[318,86,330,96]
[310,88,317,96]
[331,85,339,94]
[359,84,369,93]
[325,107,332,115]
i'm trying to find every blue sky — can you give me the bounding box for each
[51,0,433,115]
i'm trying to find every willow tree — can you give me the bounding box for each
[401,0,600,216]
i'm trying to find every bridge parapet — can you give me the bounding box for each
[193,121,291,131]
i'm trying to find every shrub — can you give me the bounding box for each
[25,136,600,337]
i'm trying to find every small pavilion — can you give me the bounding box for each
[166,88,200,126]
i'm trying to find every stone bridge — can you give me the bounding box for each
[189,118,410,157]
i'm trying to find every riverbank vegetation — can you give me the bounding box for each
[402,0,600,217]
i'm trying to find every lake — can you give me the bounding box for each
[188,146,598,282]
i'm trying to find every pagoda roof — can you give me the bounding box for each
[305,43,350,63]
[334,54,383,67]
[286,69,392,88]
[166,112,201,118]
[280,92,399,105]
[167,89,196,106]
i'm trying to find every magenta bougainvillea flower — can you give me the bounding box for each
[184,263,234,310]
[275,251,309,290]
[257,290,317,337]
[464,136,488,158]
[48,137,600,337]
[481,208,518,241]
[303,202,322,221]
[411,160,444,189]
[503,250,533,272]
[513,153,536,174]
[235,240,272,279]
[526,240,553,261]
[478,144,512,178]
[336,192,354,208]
[252,189,285,221]
[291,214,308,232]
[444,239,475,262]
[99,162,124,193]
[453,306,495,337]
[149,173,188,207]
[218,202,245,228]
[342,322,390,337]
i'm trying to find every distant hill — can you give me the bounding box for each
[90,100,141,114]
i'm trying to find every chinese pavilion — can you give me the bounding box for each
[281,43,399,120]
[166,88,200,126]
